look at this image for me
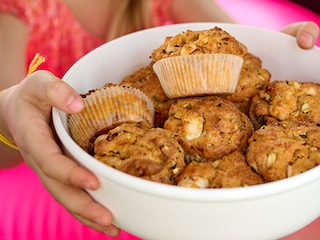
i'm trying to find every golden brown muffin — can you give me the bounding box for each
[211,151,263,188]
[151,26,248,61]
[164,96,253,162]
[246,120,320,182]
[223,53,271,114]
[118,63,173,127]
[177,161,217,188]
[249,80,320,130]
[93,123,186,185]
[68,85,154,152]
[177,151,263,188]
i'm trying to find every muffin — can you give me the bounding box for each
[177,151,263,188]
[93,123,186,185]
[246,120,320,182]
[118,63,173,127]
[151,27,247,98]
[249,80,320,130]
[211,151,263,188]
[164,96,253,162]
[151,26,247,61]
[223,52,271,114]
[68,85,154,152]
[177,161,217,188]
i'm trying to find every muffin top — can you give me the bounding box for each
[211,151,263,188]
[246,120,320,182]
[68,85,154,152]
[118,63,173,128]
[249,80,320,130]
[93,123,186,185]
[177,151,263,188]
[164,96,253,161]
[223,52,271,114]
[151,26,248,61]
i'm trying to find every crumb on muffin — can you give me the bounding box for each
[223,53,271,114]
[249,80,320,130]
[118,63,173,127]
[246,120,320,182]
[93,123,186,185]
[164,96,253,161]
[151,26,247,61]
[177,151,263,188]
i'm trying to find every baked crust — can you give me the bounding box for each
[224,53,271,114]
[118,63,173,127]
[93,123,185,185]
[247,120,320,181]
[151,26,247,61]
[177,151,263,188]
[164,96,253,161]
[249,80,320,130]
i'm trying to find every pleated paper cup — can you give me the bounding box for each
[153,53,244,98]
[68,85,154,152]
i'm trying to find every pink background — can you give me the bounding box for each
[1,1,320,239]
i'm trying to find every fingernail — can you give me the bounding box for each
[83,181,93,189]
[103,226,119,237]
[66,95,84,112]
[95,215,110,227]
[301,32,313,48]
[84,179,97,189]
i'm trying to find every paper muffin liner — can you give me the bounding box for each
[152,53,244,98]
[68,85,155,151]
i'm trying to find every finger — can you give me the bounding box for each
[33,167,120,237]
[48,179,120,236]
[281,21,319,49]
[75,218,120,237]
[19,117,99,190]
[21,70,84,114]
[74,207,121,237]
[36,151,99,190]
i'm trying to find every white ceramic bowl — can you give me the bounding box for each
[52,23,320,240]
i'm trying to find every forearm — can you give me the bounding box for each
[0,13,28,165]
[0,88,22,167]
[0,13,28,88]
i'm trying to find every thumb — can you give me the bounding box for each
[281,21,319,49]
[22,70,84,114]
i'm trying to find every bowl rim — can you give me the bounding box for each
[52,22,320,202]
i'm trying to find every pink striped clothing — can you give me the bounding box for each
[0,0,172,78]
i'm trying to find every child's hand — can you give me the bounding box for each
[281,21,319,49]
[0,70,120,237]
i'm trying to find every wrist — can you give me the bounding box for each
[0,89,18,150]
[0,54,45,151]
